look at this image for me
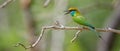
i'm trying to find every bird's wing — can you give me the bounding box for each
[72,16,95,29]
[72,16,87,25]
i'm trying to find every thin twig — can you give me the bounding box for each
[15,22,120,49]
[43,0,51,7]
[14,42,29,49]
[0,0,14,8]
[14,26,47,49]
[31,27,46,47]
[71,30,82,43]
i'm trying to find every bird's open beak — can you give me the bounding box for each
[64,10,70,15]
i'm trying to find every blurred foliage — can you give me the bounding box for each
[0,0,27,51]
[0,0,119,51]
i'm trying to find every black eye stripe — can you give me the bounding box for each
[69,10,76,12]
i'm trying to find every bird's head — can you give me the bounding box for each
[65,8,80,16]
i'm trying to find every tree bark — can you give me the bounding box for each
[20,0,41,51]
[50,0,68,51]
[97,0,120,51]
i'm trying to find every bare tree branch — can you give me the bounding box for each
[43,0,51,7]
[0,0,14,8]
[71,30,82,43]
[15,21,120,49]
[31,27,46,47]
[14,42,29,50]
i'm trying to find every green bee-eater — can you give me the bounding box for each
[65,7,102,39]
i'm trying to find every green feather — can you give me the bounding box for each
[68,8,106,44]
[72,14,95,29]
[72,14,105,42]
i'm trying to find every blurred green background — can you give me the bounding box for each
[0,0,120,51]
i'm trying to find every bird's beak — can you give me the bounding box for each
[64,10,70,15]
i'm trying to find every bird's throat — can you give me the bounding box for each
[70,11,76,17]
[70,11,80,17]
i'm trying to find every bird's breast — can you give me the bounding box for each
[72,16,86,25]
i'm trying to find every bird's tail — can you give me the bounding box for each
[86,24,106,44]
[89,27,106,44]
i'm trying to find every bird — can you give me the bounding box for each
[65,7,102,39]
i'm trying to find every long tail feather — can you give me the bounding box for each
[89,27,106,44]
[85,24,106,43]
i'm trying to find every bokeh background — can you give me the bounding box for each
[0,0,120,51]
